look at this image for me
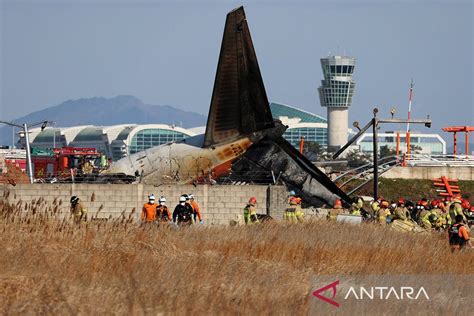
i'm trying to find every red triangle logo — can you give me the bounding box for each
[312,280,340,307]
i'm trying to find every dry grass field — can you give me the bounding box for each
[1,192,473,314]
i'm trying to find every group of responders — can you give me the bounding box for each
[141,194,202,226]
[327,193,472,252]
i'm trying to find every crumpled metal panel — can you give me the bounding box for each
[232,137,352,207]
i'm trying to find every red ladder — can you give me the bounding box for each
[432,176,461,197]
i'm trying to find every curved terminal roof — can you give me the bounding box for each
[73,127,105,142]
[33,128,62,143]
[270,102,327,123]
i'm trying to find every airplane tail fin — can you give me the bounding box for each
[203,6,274,148]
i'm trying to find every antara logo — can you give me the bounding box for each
[313,280,430,307]
[312,280,340,307]
[344,286,430,300]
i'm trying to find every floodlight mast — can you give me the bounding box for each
[332,109,431,201]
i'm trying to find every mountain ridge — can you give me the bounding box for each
[0,95,207,145]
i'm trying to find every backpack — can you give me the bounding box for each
[177,204,193,223]
[448,223,466,246]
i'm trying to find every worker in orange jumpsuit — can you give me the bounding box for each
[141,194,157,224]
[448,215,471,251]
[189,194,203,224]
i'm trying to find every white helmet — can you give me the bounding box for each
[159,196,166,203]
[189,194,194,199]
[148,194,155,200]
[179,196,186,202]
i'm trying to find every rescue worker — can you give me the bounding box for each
[157,196,172,224]
[243,197,259,224]
[284,196,298,223]
[448,214,470,251]
[350,196,363,216]
[183,194,196,223]
[429,200,445,230]
[70,195,87,224]
[173,195,193,226]
[405,200,416,221]
[141,194,157,224]
[393,198,409,221]
[371,198,380,220]
[447,195,466,225]
[326,199,343,221]
[189,194,203,224]
[294,197,304,223]
[418,202,432,230]
[437,200,450,229]
[376,200,391,225]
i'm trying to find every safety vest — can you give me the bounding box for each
[244,205,258,224]
[157,205,170,222]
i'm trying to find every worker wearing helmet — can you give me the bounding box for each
[447,195,466,225]
[326,199,343,221]
[141,194,158,223]
[70,195,87,224]
[284,196,298,223]
[393,198,408,221]
[350,196,363,216]
[294,197,304,223]
[376,200,391,225]
[429,200,445,230]
[189,194,203,224]
[417,202,432,230]
[370,199,380,218]
[244,197,259,224]
[157,196,172,224]
[437,200,449,229]
[173,195,193,226]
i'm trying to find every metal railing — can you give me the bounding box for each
[405,154,474,167]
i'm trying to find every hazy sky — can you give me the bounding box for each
[1,0,473,133]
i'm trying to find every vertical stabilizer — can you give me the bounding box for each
[203,6,274,147]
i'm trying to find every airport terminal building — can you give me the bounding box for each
[18,102,446,159]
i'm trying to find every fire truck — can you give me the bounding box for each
[0,148,28,184]
[31,147,108,181]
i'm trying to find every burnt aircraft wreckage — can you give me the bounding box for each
[106,6,351,207]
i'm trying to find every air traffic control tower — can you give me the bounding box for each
[318,56,356,151]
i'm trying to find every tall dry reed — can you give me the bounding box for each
[0,192,472,314]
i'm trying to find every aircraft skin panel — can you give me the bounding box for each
[107,137,253,184]
[203,6,274,148]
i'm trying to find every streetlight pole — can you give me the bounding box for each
[372,109,379,201]
[23,123,34,184]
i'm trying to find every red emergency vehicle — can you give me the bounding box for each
[32,147,106,180]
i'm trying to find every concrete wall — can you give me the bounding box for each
[383,166,474,180]
[1,184,289,225]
